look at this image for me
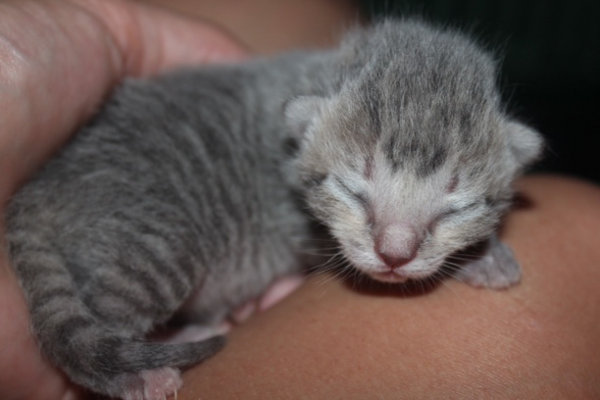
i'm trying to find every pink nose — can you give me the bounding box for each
[375,223,420,269]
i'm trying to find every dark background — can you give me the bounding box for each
[358,0,599,183]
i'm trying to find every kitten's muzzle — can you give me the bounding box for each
[374,222,421,270]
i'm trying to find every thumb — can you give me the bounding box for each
[72,0,248,76]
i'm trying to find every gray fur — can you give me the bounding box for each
[4,19,542,399]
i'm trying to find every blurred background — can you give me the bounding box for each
[359,0,600,183]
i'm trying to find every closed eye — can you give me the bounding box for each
[428,201,484,233]
[333,177,369,209]
[442,201,482,218]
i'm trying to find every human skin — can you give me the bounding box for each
[178,175,600,399]
[1,1,599,400]
[144,0,362,55]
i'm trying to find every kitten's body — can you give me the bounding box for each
[6,53,332,398]
[5,20,541,399]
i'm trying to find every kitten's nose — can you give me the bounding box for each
[375,223,420,269]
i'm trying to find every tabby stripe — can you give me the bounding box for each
[7,241,53,257]
[112,254,172,309]
[164,130,234,254]
[30,287,74,313]
[115,230,191,307]
[213,175,243,242]
[156,152,208,231]
[110,212,200,280]
[12,260,65,287]
[49,315,94,344]
[87,279,164,319]
[128,230,195,298]
[175,119,250,233]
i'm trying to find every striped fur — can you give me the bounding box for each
[5,55,333,398]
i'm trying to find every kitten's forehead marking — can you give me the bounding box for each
[344,26,501,178]
[383,133,449,176]
[363,153,374,180]
[368,147,454,223]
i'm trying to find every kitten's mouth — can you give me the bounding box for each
[369,271,409,283]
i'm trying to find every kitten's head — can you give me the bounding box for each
[285,20,542,283]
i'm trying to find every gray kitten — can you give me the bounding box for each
[5,19,542,400]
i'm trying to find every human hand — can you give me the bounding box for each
[0,0,245,398]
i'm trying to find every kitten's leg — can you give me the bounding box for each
[159,323,232,344]
[258,274,305,311]
[454,234,521,289]
[230,300,258,324]
[230,274,305,324]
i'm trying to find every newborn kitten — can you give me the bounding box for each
[4,19,541,400]
[285,20,543,286]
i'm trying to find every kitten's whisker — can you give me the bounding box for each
[317,257,355,287]
[316,255,346,272]
[314,266,345,287]
[441,260,465,272]
[301,241,342,248]
[438,278,461,299]
[299,250,342,257]
[309,252,341,268]
[302,238,340,244]
[309,253,349,285]
[447,255,481,262]
[303,247,344,253]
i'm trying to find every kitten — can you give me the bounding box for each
[4,19,541,400]
[285,20,543,286]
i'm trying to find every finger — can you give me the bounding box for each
[70,0,248,76]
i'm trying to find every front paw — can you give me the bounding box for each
[453,236,521,289]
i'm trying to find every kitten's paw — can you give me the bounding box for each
[230,300,258,324]
[120,367,182,400]
[160,323,231,344]
[258,274,305,311]
[454,236,521,289]
[229,275,305,325]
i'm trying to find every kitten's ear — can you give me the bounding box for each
[505,120,544,166]
[284,96,327,138]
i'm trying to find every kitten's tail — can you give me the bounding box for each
[6,226,224,398]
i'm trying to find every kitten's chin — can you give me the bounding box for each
[368,271,409,284]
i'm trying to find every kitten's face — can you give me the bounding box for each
[298,142,509,283]
[287,89,541,284]
[286,21,542,283]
